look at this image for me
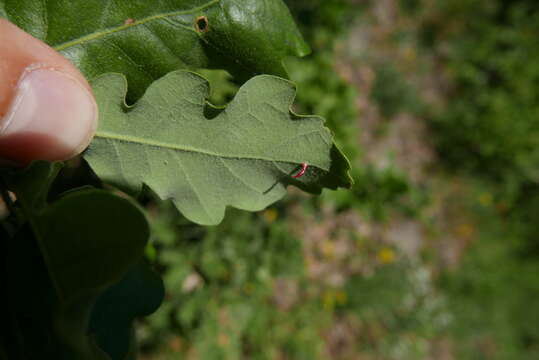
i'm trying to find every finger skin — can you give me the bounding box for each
[0,19,92,118]
[0,19,96,164]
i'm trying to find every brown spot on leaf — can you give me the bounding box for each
[194,16,209,33]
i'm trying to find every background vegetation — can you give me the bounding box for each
[139,0,539,358]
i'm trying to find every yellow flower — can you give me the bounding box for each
[322,289,348,309]
[335,290,348,306]
[377,248,396,264]
[322,291,335,310]
[321,240,335,260]
[262,208,278,223]
[479,192,493,206]
[456,223,474,239]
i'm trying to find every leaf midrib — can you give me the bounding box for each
[53,0,220,51]
[94,129,324,167]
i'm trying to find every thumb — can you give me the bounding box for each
[0,19,97,164]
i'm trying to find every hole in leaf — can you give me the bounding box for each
[195,16,209,33]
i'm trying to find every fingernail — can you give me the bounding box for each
[0,67,97,160]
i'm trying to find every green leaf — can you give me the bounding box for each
[89,262,165,360]
[4,161,150,301]
[85,71,352,225]
[7,225,111,360]
[3,160,63,213]
[1,0,309,101]
[6,185,151,359]
[35,189,149,300]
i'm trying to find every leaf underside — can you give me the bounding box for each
[86,71,351,225]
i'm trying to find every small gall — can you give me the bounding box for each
[124,18,135,25]
[195,16,209,33]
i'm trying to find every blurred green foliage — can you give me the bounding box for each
[140,204,328,359]
[140,201,447,359]
[371,63,422,119]
[418,1,539,357]
[285,0,360,163]
[425,0,539,189]
[439,183,539,359]
[140,0,539,358]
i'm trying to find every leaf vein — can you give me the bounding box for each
[53,0,219,51]
[106,40,155,80]
[219,158,261,194]
[94,130,326,168]
[172,151,213,220]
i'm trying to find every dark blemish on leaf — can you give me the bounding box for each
[292,163,308,178]
[195,16,209,33]
[124,18,135,25]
